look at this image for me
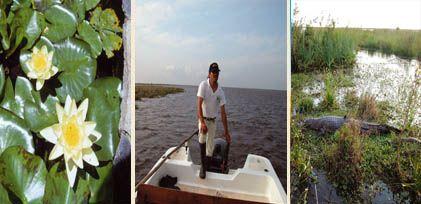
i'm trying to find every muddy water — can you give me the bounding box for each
[302,50,420,127]
[135,85,287,190]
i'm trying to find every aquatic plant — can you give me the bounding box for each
[344,90,359,110]
[319,72,338,110]
[326,120,363,200]
[291,121,313,203]
[297,96,314,114]
[0,0,124,202]
[357,93,379,122]
[292,8,357,72]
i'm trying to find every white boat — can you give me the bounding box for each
[137,144,287,204]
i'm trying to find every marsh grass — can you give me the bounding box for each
[357,93,379,122]
[292,7,421,73]
[326,120,363,199]
[319,72,338,110]
[135,84,184,100]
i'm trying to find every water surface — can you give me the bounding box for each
[135,85,287,190]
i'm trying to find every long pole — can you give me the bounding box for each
[135,130,199,190]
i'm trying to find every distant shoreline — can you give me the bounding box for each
[135,84,184,100]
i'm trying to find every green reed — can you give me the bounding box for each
[292,19,420,73]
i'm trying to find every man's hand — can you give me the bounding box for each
[225,132,231,144]
[200,122,208,134]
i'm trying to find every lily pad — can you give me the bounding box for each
[0,9,9,51]
[54,38,96,103]
[44,4,77,43]
[43,163,90,204]
[77,20,102,58]
[83,77,121,161]
[34,0,61,12]
[0,107,34,154]
[24,93,59,132]
[87,162,113,203]
[10,0,31,11]
[9,7,46,53]
[0,146,46,204]
[85,0,100,11]
[89,7,122,58]
[0,184,11,204]
[1,77,35,118]
[63,0,85,22]
[0,65,4,96]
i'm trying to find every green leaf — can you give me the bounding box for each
[10,0,31,11]
[0,146,46,204]
[0,0,12,10]
[24,94,59,132]
[90,7,122,58]
[54,38,96,103]
[33,0,61,12]
[77,20,102,58]
[44,4,77,43]
[84,77,121,161]
[87,162,113,203]
[43,163,90,204]
[0,65,4,97]
[100,30,122,58]
[63,0,85,22]
[0,184,12,204]
[9,7,45,53]
[0,107,34,154]
[1,77,35,118]
[0,9,9,50]
[85,0,100,11]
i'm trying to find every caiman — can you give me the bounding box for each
[303,116,401,135]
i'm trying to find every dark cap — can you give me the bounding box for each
[209,62,220,73]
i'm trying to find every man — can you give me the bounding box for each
[197,62,231,179]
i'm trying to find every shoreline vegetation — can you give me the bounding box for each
[135,84,184,100]
[292,8,420,203]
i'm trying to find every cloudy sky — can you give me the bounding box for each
[294,0,421,29]
[135,0,287,90]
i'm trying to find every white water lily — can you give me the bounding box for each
[25,45,58,90]
[40,95,101,187]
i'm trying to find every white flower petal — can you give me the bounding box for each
[41,45,48,55]
[72,151,84,169]
[33,47,39,54]
[51,66,58,75]
[77,99,89,122]
[82,148,99,166]
[90,130,102,142]
[48,51,54,63]
[27,71,37,79]
[40,126,58,144]
[82,136,93,148]
[64,95,72,115]
[70,99,78,115]
[49,144,64,160]
[36,79,44,91]
[65,159,78,187]
[56,103,64,123]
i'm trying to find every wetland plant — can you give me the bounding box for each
[357,93,379,122]
[327,120,363,200]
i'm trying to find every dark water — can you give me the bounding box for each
[135,85,287,190]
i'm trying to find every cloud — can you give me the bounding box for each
[136,1,174,32]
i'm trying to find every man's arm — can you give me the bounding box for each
[197,96,207,134]
[221,105,231,143]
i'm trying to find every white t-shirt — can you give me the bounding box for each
[197,79,226,118]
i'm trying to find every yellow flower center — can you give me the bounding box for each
[63,118,82,148]
[32,53,48,72]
